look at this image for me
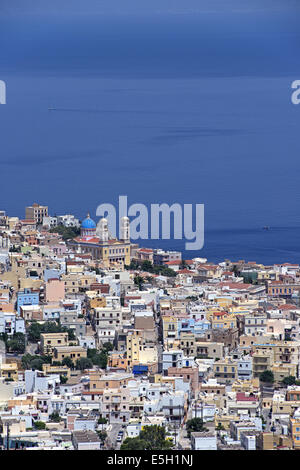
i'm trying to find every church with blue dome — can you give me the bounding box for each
[68,211,132,267]
[80,213,96,237]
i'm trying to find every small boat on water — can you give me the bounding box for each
[263,226,270,230]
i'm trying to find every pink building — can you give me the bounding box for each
[45,278,65,302]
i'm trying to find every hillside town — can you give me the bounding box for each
[2,204,300,450]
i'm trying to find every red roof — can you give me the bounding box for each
[213,311,228,317]
[236,392,258,402]
[218,282,252,289]
[76,237,100,243]
[280,304,298,310]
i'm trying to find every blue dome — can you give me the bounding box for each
[81,214,96,229]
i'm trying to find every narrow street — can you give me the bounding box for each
[105,423,123,450]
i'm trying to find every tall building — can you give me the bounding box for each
[25,203,48,225]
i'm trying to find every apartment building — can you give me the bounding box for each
[25,203,48,225]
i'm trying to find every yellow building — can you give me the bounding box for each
[231,377,260,394]
[211,312,237,329]
[230,298,260,312]
[53,345,87,363]
[159,299,171,313]
[214,297,233,309]
[0,362,18,381]
[180,332,196,357]
[62,272,97,294]
[215,414,239,431]
[257,270,279,282]
[195,340,224,360]
[42,363,71,379]
[126,329,158,368]
[252,350,274,378]
[251,340,300,378]
[88,296,107,309]
[66,263,85,274]
[256,432,275,450]
[273,341,300,364]
[8,217,20,230]
[67,215,132,267]
[107,352,129,370]
[61,273,81,295]
[272,400,300,419]
[289,416,300,448]
[213,357,238,384]
[87,371,132,393]
[162,315,179,343]
[40,332,69,356]
[272,363,298,384]
[126,330,144,366]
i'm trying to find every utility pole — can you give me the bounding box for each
[6,422,10,451]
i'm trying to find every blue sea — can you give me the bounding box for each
[1,5,300,264]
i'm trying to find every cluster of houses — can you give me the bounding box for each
[1,206,300,450]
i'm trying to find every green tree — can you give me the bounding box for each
[121,437,148,450]
[49,224,80,241]
[87,348,108,369]
[52,361,62,366]
[186,418,208,438]
[134,275,144,291]
[62,357,74,369]
[6,333,26,353]
[282,376,296,386]
[60,375,68,384]
[216,423,225,431]
[126,259,177,278]
[102,342,113,352]
[21,354,34,369]
[21,354,52,370]
[121,425,173,450]
[259,370,274,384]
[141,260,153,272]
[30,358,44,371]
[75,357,93,371]
[27,321,76,343]
[49,412,61,423]
[98,417,107,426]
[34,421,46,430]
[139,425,173,450]
[96,431,107,444]
[27,321,43,342]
